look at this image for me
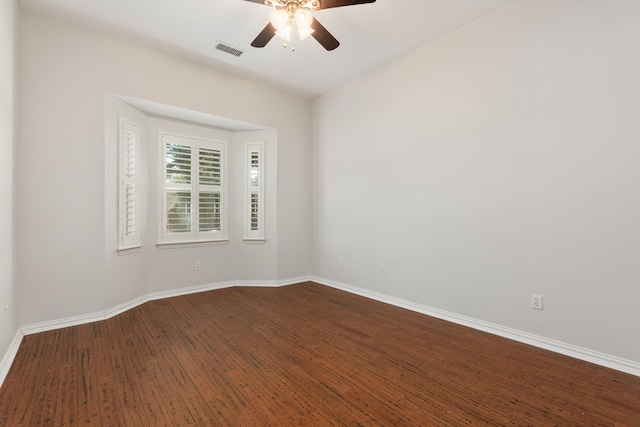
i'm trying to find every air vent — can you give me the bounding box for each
[215,42,244,58]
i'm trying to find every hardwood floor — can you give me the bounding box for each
[1,282,639,426]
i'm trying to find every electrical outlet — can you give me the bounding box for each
[4,306,7,322]
[380,266,387,277]
[195,261,201,271]
[338,259,343,268]
[532,294,543,310]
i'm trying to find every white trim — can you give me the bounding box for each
[9,275,635,388]
[22,312,105,336]
[0,330,23,387]
[147,281,236,302]
[277,275,312,287]
[235,280,280,288]
[243,238,266,244]
[234,277,310,288]
[156,239,229,249]
[19,278,312,336]
[311,276,640,378]
[21,281,234,336]
[117,245,142,255]
[3,277,311,385]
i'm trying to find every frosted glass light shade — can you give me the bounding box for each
[270,6,315,44]
[295,9,313,30]
[275,26,292,42]
[298,27,314,41]
[270,9,289,30]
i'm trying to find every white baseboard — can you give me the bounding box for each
[20,279,265,336]
[7,274,637,388]
[312,276,640,378]
[0,330,23,387]
[1,278,308,388]
[20,277,313,337]
[146,281,236,302]
[234,276,313,288]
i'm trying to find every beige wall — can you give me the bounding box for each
[0,0,19,363]
[313,0,640,364]
[18,9,312,325]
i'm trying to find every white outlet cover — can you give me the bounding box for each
[532,294,543,310]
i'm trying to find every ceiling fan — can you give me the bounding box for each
[243,0,376,51]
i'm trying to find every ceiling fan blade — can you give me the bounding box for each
[242,0,268,4]
[251,22,277,47]
[317,0,376,10]
[311,18,340,51]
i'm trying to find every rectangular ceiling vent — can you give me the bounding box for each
[215,42,244,58]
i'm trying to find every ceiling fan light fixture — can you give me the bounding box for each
[297,26,314,41]
[295,8,313,30]
[275,26,292,42]
[269,8,289,30]
[268,2,315,46]
[249,0,376,51]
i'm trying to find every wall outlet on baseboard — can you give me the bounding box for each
[532,294,543,310]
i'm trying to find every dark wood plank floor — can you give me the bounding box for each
[1,282,639,426]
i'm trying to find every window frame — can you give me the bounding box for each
[158,131,227,246]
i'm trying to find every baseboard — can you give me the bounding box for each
[19,277,312,336]
[4,278,304,387]
[0,330,23,387]
[146,281,236,302]
[11,275,637,385]
[312,276,640,378]
[234,276,313,288]
[2,278,306,387]
[277,275,313,287]
[20,279,279,336]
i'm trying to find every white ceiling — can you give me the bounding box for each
[19,0,513,99]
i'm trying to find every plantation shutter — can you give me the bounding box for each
[246,143,264,240]
[165,140,192,235]
[119,118,140,249]
[198,147,222,233]
[160,133,226,243]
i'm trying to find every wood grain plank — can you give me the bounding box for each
[76,323,102,425]
[0,282,639,426]
[52,327,78,426]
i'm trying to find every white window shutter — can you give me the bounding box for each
[118,117,141,250]
[160,133,226,244]
[246,143,264,240]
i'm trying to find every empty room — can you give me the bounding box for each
[1,0,639,425]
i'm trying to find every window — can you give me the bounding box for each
[118,117,141,250]
[245,142,264,240]
[160,133,227,244]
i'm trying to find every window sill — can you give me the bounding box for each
[243,238,266,245]
[156,239,229,249]
[117,245,142,255]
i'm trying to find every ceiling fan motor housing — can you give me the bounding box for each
[266,0,321,14]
